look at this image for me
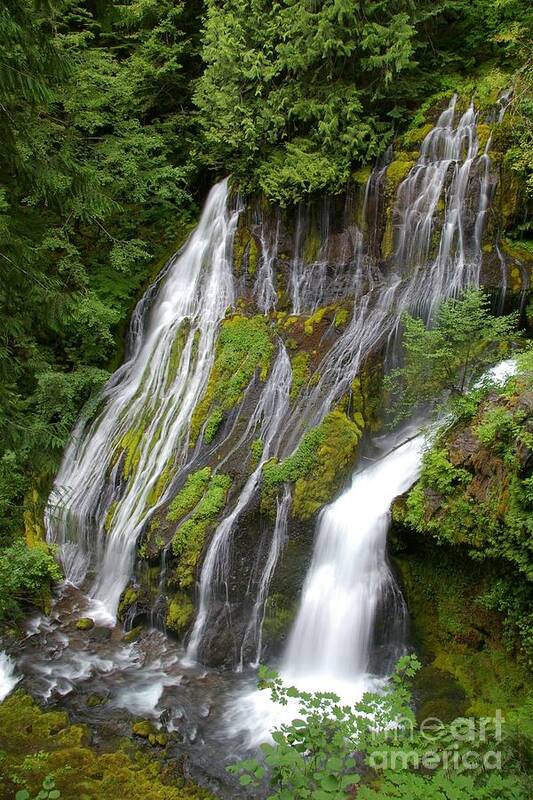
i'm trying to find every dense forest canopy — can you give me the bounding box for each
[0,0,531,587]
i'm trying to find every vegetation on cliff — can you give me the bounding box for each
[396,347,532,671]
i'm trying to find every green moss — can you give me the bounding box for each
[75,617,94,631]
[290,352,310,401]
[396,550,530,716]
[118,587,138,621]
[303,304,334,336]
[302,227,321,263]
[190,314,273,444]
[86,693,106,708]
[133,719,156,738]
[401,122,434,148]
[104,500,118,532]
[262,410,363,519]
[248,235,260,276]
[386,159,414,188]
[167,467,212,523]
[0,691,213,800]
[203,408,224,444]
[147,460,174,508]
[165,592,194,635]
[352,165,372,184]
[476,123,492,154]
[334,307,349,329]
[118,424,145,480]
[251,437,264,464]
[171,473,232,588]
[262,592,296,639]
[232,225,255,275]
[123,625,143,643]
[132,720,167,746]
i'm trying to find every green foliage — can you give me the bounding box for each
[0,540,61,622]
[0,0,202,537]
[16,774,61,800]
[195,0,533,202]
[190,314,273,443]
[230,656,529,799]
[386,291,519,421]
[402,354,533,662]
[0,691,213,800]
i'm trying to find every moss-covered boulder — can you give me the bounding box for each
[75,617,95,631]
[262,409,363,519]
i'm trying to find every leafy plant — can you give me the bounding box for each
[16,774,61,800]
[385,290,519,421]
[230,656,529,799]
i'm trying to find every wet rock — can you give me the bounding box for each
[122,625,143,644]
[88,626,112,643]
[132,719,168,746]
[86,693,106,708]
[75,617,94,631]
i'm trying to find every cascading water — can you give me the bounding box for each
[229,96,504,742]
[238,484,292,670]
[185,345,292,662]
[282,431,423,689]
[4,90,519,796]
[45,179,239,621]
[0,651,19,702]
[281,95,494,447]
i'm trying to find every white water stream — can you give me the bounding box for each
[45,180,239,621]
[0,651,19,702]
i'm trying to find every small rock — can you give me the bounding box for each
[75,617,94,631]
[122,625,143,644]
[132,719,155,738]
[88,626,112,643]
[86,693,106,708]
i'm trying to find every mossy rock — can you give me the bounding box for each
[189,314,273,444]
[414,665,467,723]
[0,692,213,799]
[166,593,194,635]
[170,472,232,589]
[86,693,106,708]
[118,586,138,622]
[123,625,143,643]
[75,617,95,631]
[262,409,363,519]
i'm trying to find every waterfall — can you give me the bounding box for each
[45,180,239,621]
[45,93,499,664]
[254,216,279,314]
[281,95,493,448]
[238,483,292,670]
[282,432,423,687]
[185,345,292,662]
[0,652,19,702]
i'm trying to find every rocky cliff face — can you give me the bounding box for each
[391,354,532,715]
[49,89,532,673]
